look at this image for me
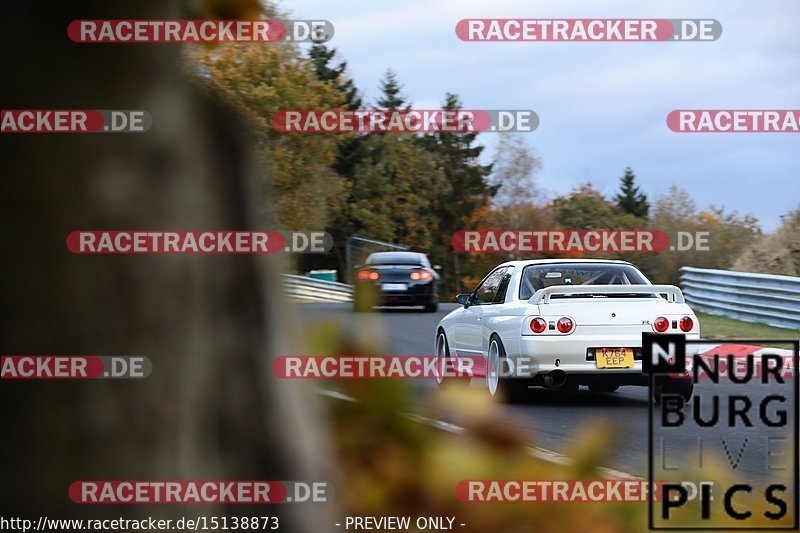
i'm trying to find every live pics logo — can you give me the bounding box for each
[644,333,687,374]
[645,334,799,530]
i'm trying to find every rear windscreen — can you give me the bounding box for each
[519,263,650,299]
[367,253,424,266]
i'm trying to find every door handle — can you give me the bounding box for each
[477,317,482,321]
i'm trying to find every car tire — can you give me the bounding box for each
[652,378,693,404]
[488,335,529,404]
[434,330,451,387]
[424,300,439,313]
[588,384,619,393]
[661,378,693,402]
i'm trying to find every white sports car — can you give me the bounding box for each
[435,259,699,403]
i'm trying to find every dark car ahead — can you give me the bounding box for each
[353,251,440,312]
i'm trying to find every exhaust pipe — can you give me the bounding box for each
[544,369,567,389]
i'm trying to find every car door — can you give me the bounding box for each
[479,266,516,349]
[454,266,507,356]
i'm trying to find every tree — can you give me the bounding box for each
[490,133,542,217]
[308,44,365,178]
[375,69,409,111]
[350,134,449,251]
[309,44,361,110]
[733,208,799,276]
[650,185,698,229]
[420,93,495,293]
[188,39,347,231]
[641,186,761,283]
[1,1,325,532]
[306,44,368,276]
[553,183,617,230]
[614,167,649,219]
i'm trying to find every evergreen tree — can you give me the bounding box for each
[614,167,649,219]
[309,44,362,111]
[306,44,368,275]
[422,93,495,227]
[375,69,409,111]
[308,44,365,178]
[420,93,496,292]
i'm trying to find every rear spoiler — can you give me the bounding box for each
[529,284,685,305]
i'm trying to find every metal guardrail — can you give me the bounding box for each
[282,274,353,303]
[679,266,800,330]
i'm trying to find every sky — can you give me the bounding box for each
[282,0,799,231]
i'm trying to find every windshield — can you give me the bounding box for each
[519,263,650,300]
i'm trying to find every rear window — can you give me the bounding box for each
[519,263,650,300]
[366,252,426,266]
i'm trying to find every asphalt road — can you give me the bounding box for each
[295,302,797,483]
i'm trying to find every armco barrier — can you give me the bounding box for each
[283,274,352,303]
[679,266,800,330]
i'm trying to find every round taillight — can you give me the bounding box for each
[369,271,379,280]
[530,317,547,334]
[654,316,669,333]
[357,270,370,280]
[680,316,694,332]
[557,317,573,333]
[410,272,420,280]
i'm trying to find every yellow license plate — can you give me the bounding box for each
[596,348,634,369]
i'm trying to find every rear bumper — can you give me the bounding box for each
[379,293,433,306]
[354,281,436,306]
[510,331,700,377]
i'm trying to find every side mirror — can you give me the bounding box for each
[433,265,442,271]
[455,293,471,307]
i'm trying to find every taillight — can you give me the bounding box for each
[530,318,547,334]
[680,316,694,332]
[358,270,378,280]
[654,316,669,333]
[410,270,432,281]
[557,317,574,333]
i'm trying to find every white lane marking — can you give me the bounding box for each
[405,413,466,434]
[316,387,640,480]
[527,446,573,466]
[316,387,358,403]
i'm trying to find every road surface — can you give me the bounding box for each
[295,302,797,481]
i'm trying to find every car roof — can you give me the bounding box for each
[368,251,422,256]
[497,258,634,268]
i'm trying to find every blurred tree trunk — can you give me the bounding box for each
[0,1,330,530]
